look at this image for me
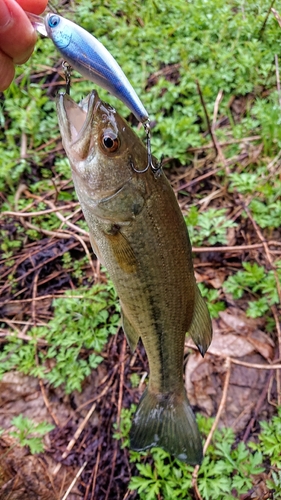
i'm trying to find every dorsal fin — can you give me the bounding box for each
[188,284,213,356]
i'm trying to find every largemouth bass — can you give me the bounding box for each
[56,90,212,464]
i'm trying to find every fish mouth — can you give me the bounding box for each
[56,90,100,146]
[56,90,134,203]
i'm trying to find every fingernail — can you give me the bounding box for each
[0,0,11,28]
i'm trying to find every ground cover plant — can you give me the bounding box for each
[0,0,281,498]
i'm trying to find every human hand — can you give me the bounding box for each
[0,0,48,91]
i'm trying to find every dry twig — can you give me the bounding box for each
[192,357,231,499]
[192,241,281,253]
[53,402,97,476]
[243,369,274,442]
[39,378,61,427]
[259,0,276,38]
[196,80,228,172]
[61,461,87,500]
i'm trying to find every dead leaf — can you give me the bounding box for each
[208,276,224,289]
[185,353,219,416]
[247,335,274,362]
[185,351,271,431]
[227,226,236,246]
[0,435,79,500]
[187,325,254,358]
[219,308,275,361]
[219,308,257,334]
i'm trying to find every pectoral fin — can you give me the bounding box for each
[188,284,213,356]
[121,306,139,351]
[104,229,138,274]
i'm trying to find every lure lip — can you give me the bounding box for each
[25,11,48,37]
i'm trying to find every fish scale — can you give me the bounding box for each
[117,176,195,393]
[56,89,212,464]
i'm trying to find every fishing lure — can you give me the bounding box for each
[26,12,149,124]
[26,11,158,172]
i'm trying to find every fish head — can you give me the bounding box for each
[56,90,150,221]
[45,14,72,49]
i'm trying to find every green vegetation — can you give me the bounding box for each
[185,207,237,247]
[0,414,54,454]
[250,406,281,469]
[224,261,281,319]
[197,284,226,319]
[0,284,120,393]
[113,407,281,500]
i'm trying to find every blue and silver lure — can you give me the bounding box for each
[26,11,157,172]
[44,14,149,124]
[26,12,149,124]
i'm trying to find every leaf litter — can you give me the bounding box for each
[1,3,281,500]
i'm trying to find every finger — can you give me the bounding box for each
[0,50,15,91]
[0,0,37,62]
[13,43,35,64]
[16,0,48,15]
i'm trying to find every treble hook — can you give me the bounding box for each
[144,121,160,173]
[62,61,72,95]
[131,120,161,174]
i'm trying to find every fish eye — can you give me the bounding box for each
[48,15,60,28]
[100,129,120,153]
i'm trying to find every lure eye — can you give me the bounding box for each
[48,15,60,28]
[100,130,120,153]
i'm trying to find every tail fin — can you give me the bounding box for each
[130,389,203,465]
